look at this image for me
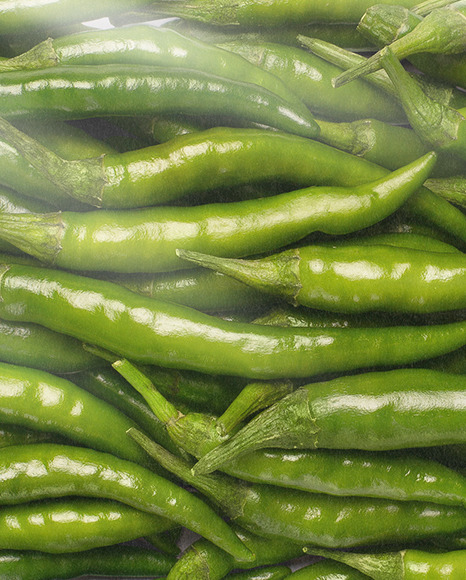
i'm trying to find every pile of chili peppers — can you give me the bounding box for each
[0,0,464,578]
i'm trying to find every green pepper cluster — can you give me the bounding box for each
[0,0,464,578]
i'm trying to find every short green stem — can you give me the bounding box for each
[113,359,180,426]
[218,381,294,433]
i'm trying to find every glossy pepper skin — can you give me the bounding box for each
[0,498,174,553]
[0,25,307,111]
[0,317,103,373]
[151,0,420,26]
[0,152,437,272]
[0,66,318,139]
[193,368,466,474]
[0,264,465,379]
[218,41,405,123]
[178,244,466,314]
[0,360,165,466]
[223,447,466,507]
[1,118,464,248]
[133,429,466,550]
[0,546,175,580]
[0,443,253,562]
[310,547,466,579]
[0,125,436,209]
[167,525,305,580]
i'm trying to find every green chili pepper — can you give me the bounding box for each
[109,354,292,458]
[112,236,454,314]
[167,525,304,580]
[298,36,466,111]
[0,25,308,111]
[115,355,466,508]
[0,317,102,374]
[0,546,175,580]
[193,368,466,474]
[0,360,167,467]
[0,66,319,139]
[0,151,437,270]
[378,48,466,162]
[0,498,174,553]
[285,560,370,579]
[0,264,465,379]
[0,443,253,562]
[0,121,433,209]
[222,447,466,507]
[335,1,466,87]
[355,3,466,88]
[132,429,466,549]
[425,176,466,209]
[218,41,405,123]
[162,18,371,50]
[149,0,421,26]
[307,547,466,579]
[1,117,463,247]
[0,425,60,448]
[104,267,274,314]
[178,243,466,314]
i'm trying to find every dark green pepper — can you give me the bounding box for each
[0,264,464,379]
[0,546,175,580]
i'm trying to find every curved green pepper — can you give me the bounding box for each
[0,264,465,379]
[178,243,466,313]
[308,547,466,579]
[0,546,175,580]
[194,368,466,473]
[0,152,436,271]
[0,443,253,562]
[0,498,174,553]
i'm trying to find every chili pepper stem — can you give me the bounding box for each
[0,38,58,71]
[113,356,292,457]
[0,214,62,264]
[425,176,466,208]
[303,548,403,579]
[113,359,181,427]
[316,119,374,157]
[128,427,249,520]
[334,3,466,86]
[177,248,301,305]
[217,381,294,433]
[379,47,464,150]
[193,388,316,475]
[0,117,105,206]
